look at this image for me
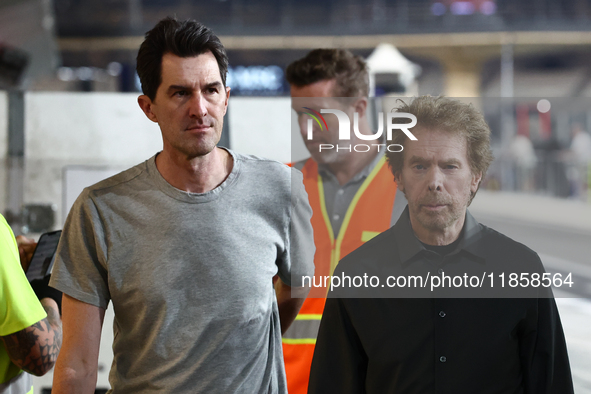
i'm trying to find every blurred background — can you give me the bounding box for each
[1,0,591,393]
[2,0,591,230]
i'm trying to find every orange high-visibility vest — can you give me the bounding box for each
[283,156,399,394]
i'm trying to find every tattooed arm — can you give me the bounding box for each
[0,297,62,376]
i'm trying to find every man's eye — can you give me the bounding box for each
[207,87,219,94]
[445,165,458,170]
[414,164,425,170]
[174,91,188,97]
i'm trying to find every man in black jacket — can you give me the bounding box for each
[308,96,573,394]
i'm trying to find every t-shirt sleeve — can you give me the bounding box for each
[0,215,46,336]
[49,189,111,309]
[276,168,315,287]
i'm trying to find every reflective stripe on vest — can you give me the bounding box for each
[284,155,398,337]
[325,156,388,277]
[281,314,322,345]
[283,156,400,394]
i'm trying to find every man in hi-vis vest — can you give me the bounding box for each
[284,49,407,394]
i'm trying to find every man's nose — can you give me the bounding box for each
[426,167,444,192]
[189,94,207,118]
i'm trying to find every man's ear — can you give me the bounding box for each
[354,97,368,118]
[471,171,483,193]
[394,170,405,192]
[138,95,158,123]
[222,86,231,116]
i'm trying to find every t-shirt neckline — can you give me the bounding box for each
[147,147,241,204]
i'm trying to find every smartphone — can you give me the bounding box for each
[25,230,62,281]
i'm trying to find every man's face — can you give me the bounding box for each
[290,79,355,165]
[395,128,481,238]
[138,51,230,159]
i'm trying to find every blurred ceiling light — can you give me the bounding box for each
[537,99,551,113]
[227,65,283,91]
[480,1,496,15]
[431,2,446,16]
[57,66,74,81]
[450,1,475,15]
[76,66,94,81]
[107,61,123,76]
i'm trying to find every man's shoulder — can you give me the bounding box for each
[474,224,545,277]
[229,151,308,204]
[337,218,544,272]
[478,224,540,259]
[79,159,151,201]
[232,150,295,183]
[234,150,290,171]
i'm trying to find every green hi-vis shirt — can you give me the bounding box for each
[0,214,46,386]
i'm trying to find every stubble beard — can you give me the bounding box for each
[311,148,339,165]
[411,189,471,232]
[176,124,222,160]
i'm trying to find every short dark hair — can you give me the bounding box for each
[136,17,228,100]
[386,96,494,202]
[286,49,369,97]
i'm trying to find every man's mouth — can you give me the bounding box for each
[187,124,210,131]
[421,203,448,211]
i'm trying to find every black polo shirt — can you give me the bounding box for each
[308,208,574,394]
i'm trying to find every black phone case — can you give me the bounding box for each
[25,230,62,282]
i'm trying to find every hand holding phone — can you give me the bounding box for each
[16,235,36,272]
[25,230,62,282]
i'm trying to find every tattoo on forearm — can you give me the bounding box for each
[1,305,63,376]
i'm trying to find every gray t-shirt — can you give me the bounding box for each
[50,150,315,393]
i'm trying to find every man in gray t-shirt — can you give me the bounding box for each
[49,17,314,394]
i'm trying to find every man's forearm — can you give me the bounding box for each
[51,294,105,394]
[278,297,305,335]
[276,281,309,334]
[39,298,63,371]
[0,298,62,376]
[52,361,99,394]
[51,327,100,394]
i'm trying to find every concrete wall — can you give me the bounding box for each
[228,96,308,164]
[24,92,162,226]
